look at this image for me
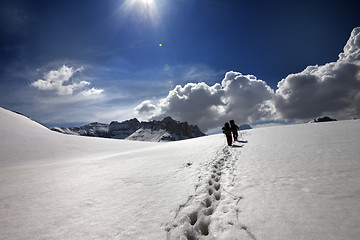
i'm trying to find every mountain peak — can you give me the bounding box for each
[161,116,176,122]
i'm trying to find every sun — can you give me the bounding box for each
[132,0,154,7]
[141,0,154,5]
[121,0,161,25]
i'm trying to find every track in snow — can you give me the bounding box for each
[166,141,256,240]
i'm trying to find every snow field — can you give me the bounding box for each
[1,107,360,240]
[0,135,225,239]
[235,121,360,240]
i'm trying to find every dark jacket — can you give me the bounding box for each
[229,120,239,131]
[222,123,232,137]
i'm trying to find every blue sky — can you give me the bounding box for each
[1,0,360,131]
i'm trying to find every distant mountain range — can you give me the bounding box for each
[51,117,206,142]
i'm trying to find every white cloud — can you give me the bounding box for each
[275,27,360,120]
[135,71,275,132]
[135,100,157,114]
[81,87,104,97]
[339,27,360,62]
[31,65,104,96]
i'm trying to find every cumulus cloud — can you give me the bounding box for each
[135,71,275,132]
[31,65,104,96]
[135,100,157,114]
[339,27,360,62]
[81,87,104,96]
[135,27,360,131]
[275,27,360,120]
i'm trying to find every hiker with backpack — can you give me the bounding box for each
[222,122,232,146]
[229,120,239,141]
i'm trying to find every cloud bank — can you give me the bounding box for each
[31,65,104,96]
[136,27,360,132]
[275,27,360,120]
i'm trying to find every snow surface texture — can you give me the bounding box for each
[1,107,360,239]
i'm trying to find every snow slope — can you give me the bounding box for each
[1,107,360,240]
[236,122,360,240]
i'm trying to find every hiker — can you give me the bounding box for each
[222,122,232,146]
[229,120,239,141]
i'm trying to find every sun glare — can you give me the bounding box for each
[132,0,154,7]
[142,0,154,5]
[122,0,161,24]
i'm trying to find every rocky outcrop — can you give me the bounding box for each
[238,124,252,130]
[126,117,205,141]
[109,118,141,139]
[309,116,337,123]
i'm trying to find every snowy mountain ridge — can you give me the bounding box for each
[51,116,205,142]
